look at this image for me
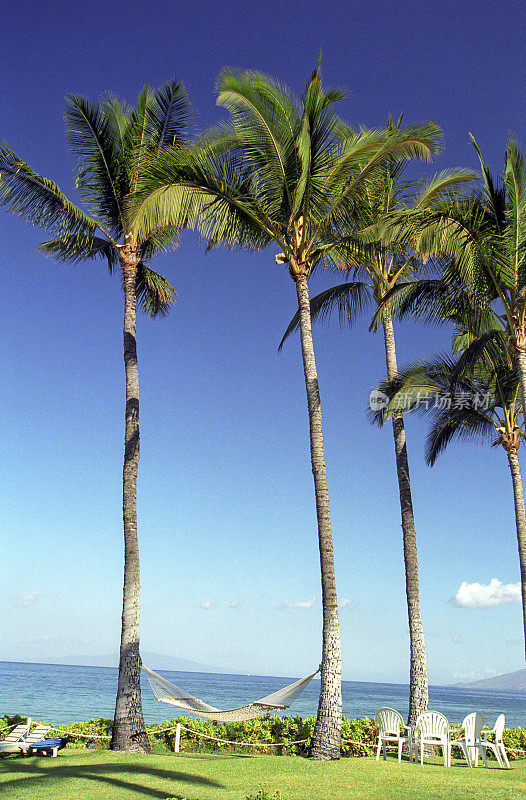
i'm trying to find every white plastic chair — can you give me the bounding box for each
[18,724,51,755]
[0,719,31,753]
[374,707,413,762]
[481,714,510,768]
[414,711,451,767]
[450,713,487,768]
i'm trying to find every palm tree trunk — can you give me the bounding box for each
[293,274,342,760]
[505,446,526,660]
[516,351,526,431]
[382,312,429,727]
[111,238,150,753]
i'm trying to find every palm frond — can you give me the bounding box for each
[503,133,526,287]
[0,142,103,240]
[104,95,131,150]
[321,123,442,232]
[370,353,499,462]
[217,69,300,214]
[139,228,181,260]
[149,77,193,150]
[134,143,277,251]
[135,262,176,318]
[301,63,347,158]
[65,94,125,232]
[451,329,510,383]
[279,281,371,350]
[413,168,477,210]
[291,114,311,219]
[38,234,117,271]
[426,406,496,465]
[379,278,492,330]
[469,133,507,230]
[124,85,154,198]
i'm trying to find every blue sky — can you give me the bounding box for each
[1,0,525,685]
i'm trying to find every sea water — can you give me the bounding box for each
[0,661,524,727]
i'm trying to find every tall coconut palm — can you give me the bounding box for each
[279,129,474,725]
[372,135,526,658]
[135,62,442,757]
[0,79,193,751]
[372,332,526,656]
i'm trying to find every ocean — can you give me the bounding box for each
[1,661,524,728]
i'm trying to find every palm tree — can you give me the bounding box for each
[0,79,193,751]
[373,134,526,659]
[135,62,442,758]
[373,334,526,656]
[279,129,474,725]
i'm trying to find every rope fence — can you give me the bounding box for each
[50,729,111,740]
[0,723,19,734]
[176,723,308,748]
[2,720,525,756]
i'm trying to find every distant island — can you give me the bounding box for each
[13,651,230,674]
[457,668,526,692]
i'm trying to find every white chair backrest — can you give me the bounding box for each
[493,714,505,740]
[415,711,448,739]
[375,707,403,736]
[25,725,51,743]
[3,724,29,743]
[462,712,484,743]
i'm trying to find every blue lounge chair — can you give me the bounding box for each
[25,737,68,757]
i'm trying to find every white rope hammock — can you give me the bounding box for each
[142,664,319,723]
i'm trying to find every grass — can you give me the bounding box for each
[0,748,524,800]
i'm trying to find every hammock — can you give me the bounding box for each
[142,664,318,722]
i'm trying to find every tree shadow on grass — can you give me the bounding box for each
[0,756,224,799]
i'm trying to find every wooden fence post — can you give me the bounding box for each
[174,723,181,753]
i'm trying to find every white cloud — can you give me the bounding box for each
[453,579,521,608]
[200,598,215,609]
[229,600,242,608]
[14,591,46,607]
[485,668,499,677]
[453,669,481,682]
[453,668,499,682]
[339,598,352,608]
[283,596,316,609]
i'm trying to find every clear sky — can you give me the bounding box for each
[1,0,525,685]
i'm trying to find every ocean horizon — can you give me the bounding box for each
[1,660,524,728]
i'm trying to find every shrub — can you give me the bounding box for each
[148,715,377,756]
[48,717,112,750]
[2,714,524,759]
[0,714,30,736]
[502,727,526,761]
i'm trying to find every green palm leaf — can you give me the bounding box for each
[149,77,193,150]
[66,94,125,232]
[426,406,496,465]
[279,281,372,350]
[217,70,299,212]
[135,263,176,318]
[38,234,118,271]
[413,168,477,209]
[134,144,277,251]
[0,142,103,240]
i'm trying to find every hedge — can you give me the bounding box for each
[1,714,524,759]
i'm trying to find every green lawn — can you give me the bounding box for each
[0,749,524,800]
